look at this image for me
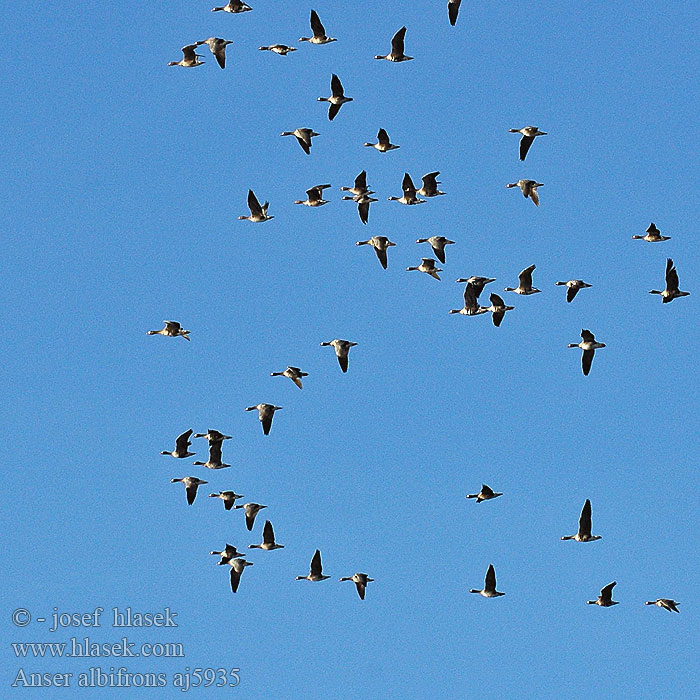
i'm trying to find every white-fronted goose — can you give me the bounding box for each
[270,366,308,389]
[340,170,372,197]
[506,179,543,206]
[345,193,379,224]
[556,279,592,303]
[228,558,253,593]
[299,10,336,44]
[258,44,296,55]
[587,581,618,606]
[509,126,547,160]
[212,0,252,12]
[208,490,244,511]
[210,543,246,564]
[645,599,679,613]
[407,258,442,280]
[448,0,462,25]
[632,222,670,242]
[196,37,232,69]
[356,236,396,269]
[482,293,514,327]
[568,329,605,376]
[249,520,284,550]
[417,172,445,197]
[168,44,205,67]
[170,476,208,505]
[416,236,454,264]
[294,184,331,206]
[193,439,230,469]
[234,502,267,531]
[504,265,540,295]
[649,258,690,303]
[364,128,399,152]
[470,564,505,597]
[238,189,273,222]
[194,429,232,443]
[161,429,195,459]
[318,74,353,121]
[281,127,319,155]
[449,280,488,315]
[296,549,330,581]
[561,499,601,541]
[245,404,282,435]
[388,173,425,205]
[147,320,190,340]
[320,339,357,373]
[466,484,503,503]
[339,572,373,600]
[374,26,413,61]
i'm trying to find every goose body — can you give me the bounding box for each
[466,484,503,503]
[281,127,319,155]
[340,170,372,197]
[228,558,254,593]
[192,439,230,469]
[339,573,374,600]
[161,429,195,459]
[416,171,445,197]
[375,26,412,61]
[504,264,540,295]
[482,293,514,327]
[356,236,396,269]
[270,366,308,389]
[407,258,442,280]
[649,258,690,303]
[645,599,679,613]
[364,128,399,152]
[389,173,425,205]
[568,329,605,376]
[561,499,601,541]
[416,236,454,264]
[320,339,357,373]
[147,320,190,340]
[208,491,244,511]
[249,520,284,550]
[168,44,205,67]
[587,581,618,606]
[318,74,353,121]
[296,549,330,581]
[299,10,336,44]
[259,44,296,55]
[245,404,282,435]
[506,179,543,206]
[196,37,232,69]
[234,502,267,531]
[212,0,251,12]
[470,564,505,597]
[555,279,592,303]
[210,543,246,564]
[509,126,547,160]
[632,222,670,242]
[294,184,331,206]
[238,189,273,221]
[170,476,208,505]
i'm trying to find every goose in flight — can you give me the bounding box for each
[299,10,336,44]
[208,490,244,511]
[210,543,246,564]
[193,429,232,443]
[506,179,543,206]
[212,0,252,12]
[234,502,267,531]
[196,37,232,69]
[340,170,372,197]
[161,429,195,459]
[339,572,374,600]
[456,275,496,298]
[318,74,353,121]
[448,0,462,26]
[228,558,254,593]
[168,44,205,67]
[504,265,540,295]
[281,127,319,155]
[345,193,379,224]
[320,339,357,373]
[587,581,618,607]
[258,44,297,55]
[645,599,679,613]
[364,128,400,152]
[508,126,547,160]
[555,279,592,303]
[294,184,331,207]
[192,439,230,469]
[170,476,208,505]
[649,258,690,303]
[449,279,489,315]
[388,173,425,205]
[561,499,601,541]
[416,172,445,197]
[270,366,308,389]
[147,320,191,340]
[374,26,413,61]
[470,564,505,597]
[482,293,514,327]
[296,549,330,581]
[632,222,670,242]
[466,484,503,503]
[238,189,273,222]
[568,329,606,376]
[249,520,284,550]
[416,236,454,264]
[356,236,396,269]
[245,404,282,435]
[407,258,442,280]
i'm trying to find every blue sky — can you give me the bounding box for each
[3,1,699,698]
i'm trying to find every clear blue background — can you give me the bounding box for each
[3,1,698,698]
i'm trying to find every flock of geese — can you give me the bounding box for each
[157,5,686,612]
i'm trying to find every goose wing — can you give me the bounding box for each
[358,198,371,225]
[582,349,594,376]
[185,482,198,505]
[481,484,495,497]
[330,73,344,97]
[310,9,326,38]
[230,565,242,593]
[665,258,679,291]
[485,564,497,592]
[448,0,462,26]
[328,102,341,121]
[580,329,595,343]
[519,135,535,161]
[600,581,616,603]
[175,429,193,453]
[245,505,259,531]
[567,285,579,303]
[208,439,223,464]
[529,185,540,206]
[247,189,263,216]
[391,26,407,56]
[355,580,366,600]
[261,408,274,435]
[519,265,535,288]
[578,499,593,537]
[374,243,388,269]
[164,320,181,333]
[354,170,367,190]
[262,520,275,545]
[310,549,323,577]
[377,128,390,146]
[181,44,199,61]
[402,172,417,196]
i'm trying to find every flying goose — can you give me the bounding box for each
[416,172,445,197]
[281,127,319,155]
[509,126,547,160]
[318,74,353,121]
[161,429,195,459]
[345,193,379,224]
[645,599,680,613]
[632,222,670,242]
[555,279,592,303]
[448,0,462,26]
[212,0,252,12]
[228,558,254,593]
[299,10,336,44]
[170,476,208,505]
[249,520,284,550]
[192,439,230,469]
[234,502,267,531]
[356,236,396,269]
[456,276,496,297]
[147,320,191,340]
[561,499,601,541]
[294,184,331,206]
[196,37,232,69]
[208,490,244,511]
[482,293,514,327]
[407,258,442,280]
[193,429,232,443]
[649,258,690,303]
[470,564,505,597]
[388,173,425,205]
[168,44,205,67]
[587,581,618,607]
[259,44,296,55]
[364,128,400,152]
[270,366,308,389]
[416,236,454,264]
[245,404,282,435]
[449,280,489,315]
[568,329,606,376]
[238,189,273,222]
[504,265,540,295]
[339,572,374,600]
[320,339,357,373]
[374,26,413,61]
[210,543,246,564]
[296,549,330,581]
[340,170,372,197]
[466,484,503,503]
[506,179,543,206]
